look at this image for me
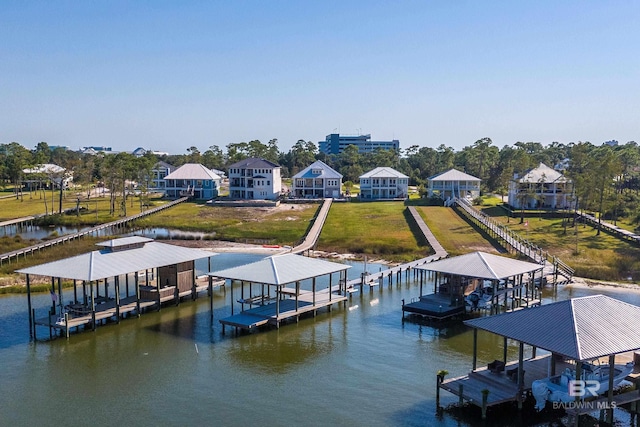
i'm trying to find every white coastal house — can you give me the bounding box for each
[163,163,221,200]
[291,160,342,199]
[227,158,282,200]
[427,169,481,201]
[359,167,409,200]
[508,163,574,209]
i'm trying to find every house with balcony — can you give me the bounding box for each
[359,167,409,200]
[227,158,282,200]
[163,163,221,200]
[508,163,574,209]
[291,160,342,199]
[149,161,175,194]
[427,169,481,201]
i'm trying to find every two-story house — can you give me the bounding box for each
[508,163,574,209]
[291,160,342,199]
[227,158,282,200]
[427,169,481,201]
[359,167,409,199]
[149,161,174,194]
[163,163,221,200]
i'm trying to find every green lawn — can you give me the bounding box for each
[317,202,429,262]
[417,206,500,257]
[481,208,640,282]
[134,202,318,246]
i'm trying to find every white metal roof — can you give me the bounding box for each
[359,167,408,179]
[17,238,213,281]
[414,251,543,280]
[428,169,481,182]
[164,163,222,181]
[465,295,640,360]
[22,164,66,174]
[517,162,568,183]
[208,253,350,285]
[292,160,343,180]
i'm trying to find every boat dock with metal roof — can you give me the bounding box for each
[17,236,217,340]
[437,295,640,425]
[209,253,351,333]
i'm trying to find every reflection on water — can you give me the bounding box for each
[0,255,638,426]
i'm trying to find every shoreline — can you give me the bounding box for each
[2,239,638,292]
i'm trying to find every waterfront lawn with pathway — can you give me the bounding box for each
[134,201,317,246]
[482,206,640,282]
[416,206,500,257]
[317,202,429,263]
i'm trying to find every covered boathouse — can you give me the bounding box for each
[438,295,640,425]
[18,236,215,340]
[209,253,351,333]
[403,251,544,320]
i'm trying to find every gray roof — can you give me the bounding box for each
[292,160,343,180]
[465,295,640,360]
[414,251,543,280]
[517,163,568,183]
[17,238,213,281]
[208,253,350,285]
[428,169,481,182]
[227,157,280,169]
[359,167,408,179]
[164,163,221,181]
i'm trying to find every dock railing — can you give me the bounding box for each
[453,198,574,282]
[0,197,189,266]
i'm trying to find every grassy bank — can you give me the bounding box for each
[134,202,317,246]
[317,202,429,262]
[416,206,501,257]
[481,207,640,282]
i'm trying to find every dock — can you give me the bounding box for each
[219,288,348,330]
[402,293,465,320]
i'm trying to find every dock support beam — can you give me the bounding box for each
[472,328,478,371]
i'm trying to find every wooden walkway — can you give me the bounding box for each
[454,198,574,282]
[576,210,640,244]
[345,206,448,290]
[290,198,332,254]
[0,197,189,266]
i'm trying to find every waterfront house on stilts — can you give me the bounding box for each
[18,236,216,340]
[438,295,640,425]
[403,251,544,320]
[209,253,350,333]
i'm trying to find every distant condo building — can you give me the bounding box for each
[318,133,399,155]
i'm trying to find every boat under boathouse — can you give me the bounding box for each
[209,253,351,333]
[18,236,215,340]
[438,295,640,425]
[403,251,544,320]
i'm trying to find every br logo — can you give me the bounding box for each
[568,380,601,397]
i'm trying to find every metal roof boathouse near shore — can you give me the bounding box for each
[465,294,640,361]
[17,236,213,281]
[208,253,350,285]
[414,251,543,280]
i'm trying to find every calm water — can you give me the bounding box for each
[0,254,638,426]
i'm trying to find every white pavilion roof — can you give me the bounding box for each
[17,237,213,281]
[415,251,543,280]
[208,253,350,285]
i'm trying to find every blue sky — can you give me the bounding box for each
[1,1,638,154]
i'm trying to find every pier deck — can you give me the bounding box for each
[402,293,465,320]
[220,290,348,330]
[440,354,572,407]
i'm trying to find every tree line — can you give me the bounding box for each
[2,138,639,227]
